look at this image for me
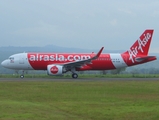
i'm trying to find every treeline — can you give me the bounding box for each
[0,67,159,75]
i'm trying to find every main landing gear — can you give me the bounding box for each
[20,75,24,78]
[72,73,78,79]
[20,70,24,78]
[70,68,78,79]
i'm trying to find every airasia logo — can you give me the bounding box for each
[50,66,58,74]
[128,32,151,63]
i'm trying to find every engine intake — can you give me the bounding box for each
[47,65,64,75]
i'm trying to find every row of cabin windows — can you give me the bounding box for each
[97,58,120,61]
[25,57,120,61]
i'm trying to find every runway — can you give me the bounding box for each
[0,77,159,82]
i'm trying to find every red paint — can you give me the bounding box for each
[26,30,156,71]
[122,29,154,66]
[50,66,58,74]
[27,53,117,70]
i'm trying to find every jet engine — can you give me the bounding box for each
[47,65,64,75]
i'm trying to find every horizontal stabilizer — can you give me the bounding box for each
[135,56,156,62]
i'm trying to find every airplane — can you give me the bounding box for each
[1,29,157,78]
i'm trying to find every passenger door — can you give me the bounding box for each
[19,54,24,64]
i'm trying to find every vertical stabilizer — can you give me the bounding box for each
[122,29,154,63]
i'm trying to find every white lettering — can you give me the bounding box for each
[81,55,91,60]
[128,33,151,63]
[44,55,49,61]
[74,55,80,61]
[68,55,73,61]
[59,55,64,61]
[55,54,58,61]
[50,55,55,61]
[29,54,91,62]
[36,54,38,61]
[30,55,35,61]
[39,55,43,61]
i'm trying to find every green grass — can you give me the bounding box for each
[0,73,159,78]
[0,80,159,120]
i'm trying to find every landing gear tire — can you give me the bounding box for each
[20,75,24,78]
[72,73,78,79]
[20,70,25,78]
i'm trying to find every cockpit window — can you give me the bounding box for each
[9,57,14,60]
[9,57,14,63]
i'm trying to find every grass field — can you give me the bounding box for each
[0,79,159,120]
[0,73,159,78]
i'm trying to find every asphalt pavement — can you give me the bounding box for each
[0,77,159,82]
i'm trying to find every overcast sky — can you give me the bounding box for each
[0,0,159,53]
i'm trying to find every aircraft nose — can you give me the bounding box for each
[1,60,9,68]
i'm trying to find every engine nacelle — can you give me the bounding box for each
[47,65,64,75]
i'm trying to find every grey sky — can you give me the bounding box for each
[0,0,159,52]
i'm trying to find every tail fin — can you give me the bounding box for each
[122,29,154,63]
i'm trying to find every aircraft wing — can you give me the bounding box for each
[57,47,104,69]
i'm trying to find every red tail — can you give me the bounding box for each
[122,29,154,64]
